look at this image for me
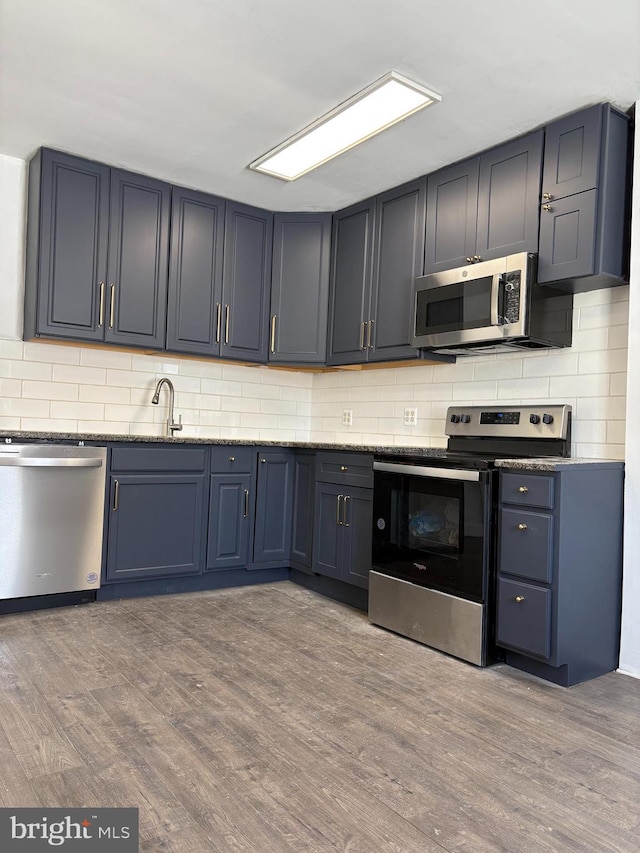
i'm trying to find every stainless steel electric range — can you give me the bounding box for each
[369,404,572,666]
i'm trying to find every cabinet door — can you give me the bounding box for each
[499,508,554,583]
[537,190,597,284]
[269,213,331,364]
[341,487,373,589]
[542,105,602,200]
[497,578,552,659]
[424,157,479,274]
[166,187,225,356]
[291,452,315,571]
[105,170,171,348]
[221,201,273,363]
[476,131,543,262]
[369,179,426,362]
[106,474,205,581]
[252,451,293,567]
[206,473,251,570]
[30,149,110,342]
[327,200,374,366]
[312,482,344,580]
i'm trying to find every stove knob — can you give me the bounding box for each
[460,414,471,424]
[450,414,460,423]
[543,413,554,425]
[529,414,540,424]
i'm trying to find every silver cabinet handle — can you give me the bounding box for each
[367,320,374,348]
[343,495,350,527]
[112,479,119,512]
[359,321,366,350]
[336,494,344,525]
[109,284,116,329]
[270,315,277,354]
[98,282,105,327]
[243,489,249,518]
[224,304,230,344]
[215,303,222,343]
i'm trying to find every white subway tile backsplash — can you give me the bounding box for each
[23,342,80,364]
[0,398,50,417]
[222,397,260,414]
[522,353,579,378]
[497,377,550,399]
[576,396,626,421]
[51,400,104,420]
[473,357,523,381]
[80,348,133,369]
[578,300,629,330]
[610,372,627,396]
[0,339,24,359]
[607,420,626,445]
[21,418,77,432]
[0,359,52,380]
[53,364,107,385]
[550,373,610,399]
[261,399,297,416]
[0,377,22,397]
[130,354,179,374]
[578,348,628,375]
[23,380,78,401]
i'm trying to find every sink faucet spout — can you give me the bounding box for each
[151,377,183,436]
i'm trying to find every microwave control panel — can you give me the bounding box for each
[502,271,521,323]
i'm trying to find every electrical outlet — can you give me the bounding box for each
[403,407,418,426]
[342,409,353,426]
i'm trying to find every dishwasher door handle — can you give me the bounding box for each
[0,457,104,468]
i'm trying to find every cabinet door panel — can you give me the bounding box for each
[312,483,343,579]
[342,487,373,589]
[106,475,204,580]
[542,105,602,199]
[369,179,426,361]
[497,578,552,659]
[476,131,543,261]
[500,508,554,583]
[35,150,109,341]
[291,453,315,570]
[424,158,479,274]
[537,190,597,283]
[207,474,250,570]
[166,187,225,355]
[222,201,273,362]
[106,170,170,348]
[253,452,293,566]
[270,214,331,364]
[327,200,374,365]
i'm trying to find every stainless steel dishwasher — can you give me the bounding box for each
[0,444,107,599]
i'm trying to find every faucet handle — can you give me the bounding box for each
[169,414,183,434]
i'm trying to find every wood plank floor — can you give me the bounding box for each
[0,581,639,852]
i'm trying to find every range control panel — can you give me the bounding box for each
[446,404,571,440]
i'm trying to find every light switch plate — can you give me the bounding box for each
[342,409,353,426]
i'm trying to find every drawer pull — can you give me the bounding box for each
[260,458,267,463]
[229,456,235,462]
[336,494,344,525]
[518,486,528,494]
[340,465,348,472]
[515,595,526,603]
[518,523,528,531]
[243,489,249,518]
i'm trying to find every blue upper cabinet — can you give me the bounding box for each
[269,213,332,364]
[166,187,225,356]
[105,170,171,349]
[538,104,630,290]
[24,149,170,349]
[221,201,273,363]
[425,131,543,272]
[327,179,430,366]
[25,149,110,342]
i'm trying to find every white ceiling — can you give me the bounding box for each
[1,0,639,212]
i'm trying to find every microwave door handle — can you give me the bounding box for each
[490,273,502,327]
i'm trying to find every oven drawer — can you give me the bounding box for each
[500,472,554,509]
[316,452,373,488]
[499,508,554,583]
[497,578,551,659]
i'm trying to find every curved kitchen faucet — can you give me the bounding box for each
[151,377,183,436]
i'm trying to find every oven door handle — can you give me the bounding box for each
[373,461,481,482]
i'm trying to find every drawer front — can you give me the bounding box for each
[499,508,554,583]
[316,452,373,488]
[497,578,552,659]
[210,446,254,473]
[500,472,554,509]
[110,446,207,473]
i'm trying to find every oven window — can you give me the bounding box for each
[406,493,460,553]
[416,276,494,335]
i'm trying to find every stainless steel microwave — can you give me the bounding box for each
[411,253,573,354]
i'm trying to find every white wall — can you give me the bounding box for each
[619,100,640,678]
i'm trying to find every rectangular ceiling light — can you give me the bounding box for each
[249,71,441,181]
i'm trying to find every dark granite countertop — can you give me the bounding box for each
[495,457,624,472]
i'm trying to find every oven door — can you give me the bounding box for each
[372,461,493,603]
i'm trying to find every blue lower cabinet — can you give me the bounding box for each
[252,451,294,568]
[106,474,206,581]
[206,473,251,571]
[497,578,552,659]
[312,482,373,590]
